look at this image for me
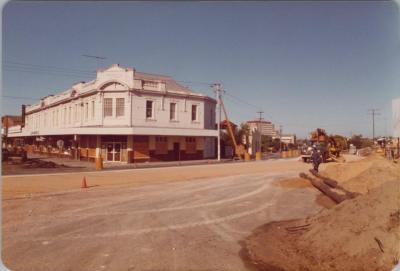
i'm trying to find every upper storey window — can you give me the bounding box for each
[116,98,125,117]
[191,105,198,122]
[91,101,95,119]
[170,103,177,121]
[104,98,113,117]
[146,100,154,119]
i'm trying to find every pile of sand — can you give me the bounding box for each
[242,155,400,271]
[321,154,400,194]
[242,181,400,271]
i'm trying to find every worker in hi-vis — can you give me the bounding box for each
[311,146,322,172]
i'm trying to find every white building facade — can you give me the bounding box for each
[8,64,217,162]
[246,120,279,137]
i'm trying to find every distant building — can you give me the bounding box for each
[6,64,218,162]
[393,98,400,138]
[245,120,278,137]
[280,134,296,145]
[2,115,23,128]
[2,115,23,147]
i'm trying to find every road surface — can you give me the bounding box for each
[2,160,323,271]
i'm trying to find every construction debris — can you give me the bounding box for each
[21,159,64,169]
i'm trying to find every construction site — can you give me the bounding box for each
[2,66,400,271]
[2,123,400,271]
[2,2,400,270]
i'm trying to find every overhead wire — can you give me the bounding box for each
[1,95,41,100]
[4,61,96,74]
[3,61,286,126]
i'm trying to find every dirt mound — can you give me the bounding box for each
[273,177,313,189]
[21,159,66,169]
[321,154,400,194]
[242,181,400,271]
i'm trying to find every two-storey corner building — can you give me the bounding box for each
[7,64,218,163]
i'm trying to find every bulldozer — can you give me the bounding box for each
[301,128,344,163]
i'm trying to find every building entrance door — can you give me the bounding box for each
[106,142,122,162]
[173,142,180,161]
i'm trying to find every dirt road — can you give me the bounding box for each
[2,158,318,199]
[2,159,323,271]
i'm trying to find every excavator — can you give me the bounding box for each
[301,128,345,163]
[220,98,248,160]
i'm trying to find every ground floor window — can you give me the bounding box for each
[186,137,196,153]
[155,136,168,154]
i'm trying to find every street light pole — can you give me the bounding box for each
[257,111,264,153]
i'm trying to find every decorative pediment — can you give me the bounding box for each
[99,81,129,91]
[96,64,134,89]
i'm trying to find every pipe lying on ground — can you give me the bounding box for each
[308,169,360,199]
[299,173,352,204]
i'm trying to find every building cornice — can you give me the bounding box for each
[26,88,216,115]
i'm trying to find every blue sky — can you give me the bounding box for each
[2,1,399,138]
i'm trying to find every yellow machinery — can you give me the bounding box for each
[302,128,344,163]
[220,98,249,160]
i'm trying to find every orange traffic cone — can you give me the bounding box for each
[81,176,88,189]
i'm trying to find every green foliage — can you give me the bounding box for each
[220,122,250,148]
[348,134,373,149]
[272,138,281,152]
[261,135,272,152]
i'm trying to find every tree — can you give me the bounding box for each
[220,123,250,149]
[272,138,281,152]
[261,135,273,152]
[348,134,363,149]
[348,134,373,149]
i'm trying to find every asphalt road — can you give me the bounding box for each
[3,169,322,271]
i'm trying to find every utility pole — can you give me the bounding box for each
[212,83,223,161]
[384,117,388,137]
[368,109,380,141]
[279,125,283,153]
[257,111,264,152]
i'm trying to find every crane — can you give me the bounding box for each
[220,98,247,160]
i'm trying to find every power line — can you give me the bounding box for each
[82,55,106,60]
[3,60,288,131]
[224,92,260,110]
[4,61,96,74]
[4,68,92,78]
[175,80,213,86]
[1,95,41,100]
